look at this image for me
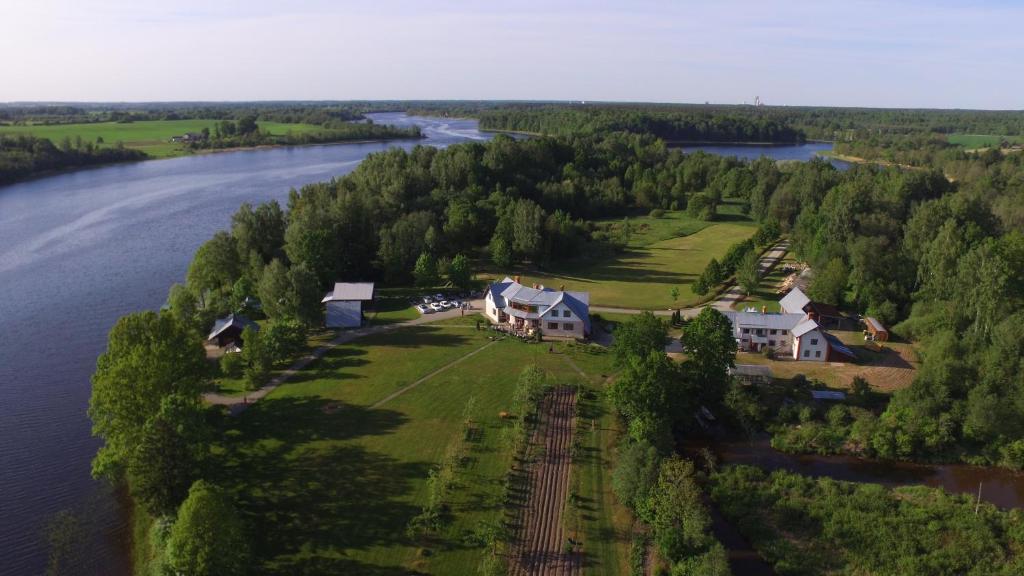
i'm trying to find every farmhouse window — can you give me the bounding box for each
[742,328,750,334]
[811,338,818,345]
[803,350,810,358]
[770,329,777,335]
[563,310,571,317]
[780,330,787,335]
[815,350,822,358]
[563,323,573,330]
[548,322,559,330]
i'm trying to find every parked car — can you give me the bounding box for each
[449,300,461,309]
[422,296,433,304]
[440,300,452,309]
[429,302,443,312]
[416,304,432,314]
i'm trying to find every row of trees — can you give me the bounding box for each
[606,310,737,573]
[0,134,145,185]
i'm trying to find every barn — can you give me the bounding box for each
[322,282,375,328]
[207,314,259,349]
[864,317,889,342]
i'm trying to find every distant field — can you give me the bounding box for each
[0,119,326,158]
[947,134,1023,148]
[211,320,627,575]
[486,218,757,309]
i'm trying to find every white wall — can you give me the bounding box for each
[326,300,363,328]
[540,303,583,338]
[793,329,828,362]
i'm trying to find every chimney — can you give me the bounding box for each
[761,306,766,315]
[559,284,565,292]
[533,283,539,289]
[514,275,521,284]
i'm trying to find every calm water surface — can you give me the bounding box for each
[676,141,851,169]
[0,113,490,576]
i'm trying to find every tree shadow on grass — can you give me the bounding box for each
[218,398,432,574]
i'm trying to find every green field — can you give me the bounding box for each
[0,119,326,158]
[210,319,627,574]
[488,219,756,310]
[946,133,1024,149]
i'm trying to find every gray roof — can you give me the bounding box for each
[811,390,847,401]
[779,287,810,314]
[207,314,258,341]
[865,316,887,333]
[322,282,375,303]
[724,311,806,331]
[792,318,820,338]
[491,279,591,333]
[729,364,773,377]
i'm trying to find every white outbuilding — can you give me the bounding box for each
[321,282,375,328]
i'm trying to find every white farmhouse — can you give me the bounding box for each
[485,277,590,339]
[321,282,375,328]
[723,287,856,362]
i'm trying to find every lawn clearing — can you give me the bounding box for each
[213,326,628,575]
[947,134,1024,149]
[0,119,327,158]
[485,222,756,309]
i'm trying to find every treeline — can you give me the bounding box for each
[719,146,1023,467]
[0,102,368,126]
[0,134,145,186]
[479,106,806,143]
[607,311,739,573]
[712,466,1024,575]
[185,116,421,151]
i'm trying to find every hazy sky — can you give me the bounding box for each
[2,0,1022,108]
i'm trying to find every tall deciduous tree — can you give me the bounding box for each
[127,394,210,516]
[89,312,206,479]
[186,231,241,309]
[610,312,668,367]
[448,254,472,289]
[165,481,250,576]
[413,252,439,287]
[736,250,761,296]
[680,307,736,406]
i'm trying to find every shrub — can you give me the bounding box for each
[219,352,244,378]
[649,208,665,218]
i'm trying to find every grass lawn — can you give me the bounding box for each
[947,134,1024,148]
[211,325,628,575]
[0,120,326,158]
[484,221,756,310]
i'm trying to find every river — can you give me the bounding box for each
[0,113,490,576]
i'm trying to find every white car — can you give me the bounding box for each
[422,296,433,304]
[416,304,432,314]
[449,300,461,309]
[434,293,445,301]
[440,300,452,309]
[429,302,443,312]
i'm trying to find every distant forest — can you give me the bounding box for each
[0,134,145,184]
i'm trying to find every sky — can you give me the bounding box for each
[1,0,1022,109]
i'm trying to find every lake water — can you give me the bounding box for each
[674,141,851,169]
[0,113,491,576]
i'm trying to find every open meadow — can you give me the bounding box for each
[946,133,1024,148]
[486,216,756,310]
[0,119,326,157]
[206,317,629,575]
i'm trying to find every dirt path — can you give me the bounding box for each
[510,387,581,576]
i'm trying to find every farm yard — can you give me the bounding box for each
[206,316,628,575]
[0,119,327,157]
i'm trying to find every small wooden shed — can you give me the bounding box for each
[864,317,889,342]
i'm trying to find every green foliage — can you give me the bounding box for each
[240,326,273,391]
[448,253,472,288]
[610,311,669,367]
[645,457,723,571]
[89,311,206,479]
[808,257,848,305]
[711,466,1024,576]
[261,319,307,365]
[413,251,439,287]
[186,231,241,310]
[219,350,244,378]
[256,259,322,326]
[680,307,736,406]
[0,133,146,185]
[612,440,663,515]
[165,480,250,576]
[608,351,683,448]
[736,249,761,296]
[127,394,210,516]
